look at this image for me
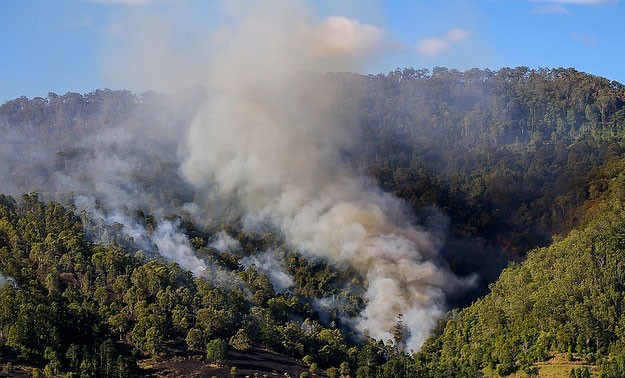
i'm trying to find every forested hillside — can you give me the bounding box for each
[412,155,625,377]
[1,66,625,377]
[0,194,369,376]
[4,67,622,254]
[347,67,625,253]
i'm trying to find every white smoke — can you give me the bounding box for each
[158,1,470,350]
[150,220,207,277]
[208,231,241,253]
[75,195,207,277]
[0,273,16,288]
[75,197,244,287]
[240,249,294,292]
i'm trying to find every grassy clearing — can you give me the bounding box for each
[481,353,599,378]
[536,364,598,377]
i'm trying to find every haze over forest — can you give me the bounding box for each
[1,1,625,377]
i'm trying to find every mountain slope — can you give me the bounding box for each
[1,67,625,377]
[413,157,625,377]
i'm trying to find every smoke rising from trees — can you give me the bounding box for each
[164,1,468,350]
[0,1,475,351]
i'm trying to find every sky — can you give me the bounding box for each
[0,0,623,103]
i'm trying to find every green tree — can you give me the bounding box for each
[206,338,228,365]
[186,327,204,351]
[229,328,251,351]
[326,367,338,378]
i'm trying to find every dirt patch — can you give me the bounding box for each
[140,347,324,378]
[0,354,36,377]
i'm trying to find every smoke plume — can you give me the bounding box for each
[208,231,241,253]
[240,249,294,293]
[76,195,207,277]
[0,273,16,288]
[0,0,474,351]
[164,1,469,350]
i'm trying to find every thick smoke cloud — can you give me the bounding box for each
[0,0,473,351]
[167,1,469,350]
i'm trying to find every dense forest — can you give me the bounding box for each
[1,66,625,377]
[412,155,625,377]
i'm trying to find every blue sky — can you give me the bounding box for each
[1,0,623,103]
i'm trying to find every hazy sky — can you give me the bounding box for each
[1,0,623,103]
